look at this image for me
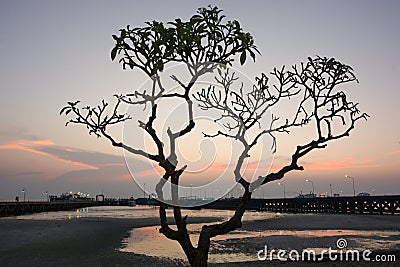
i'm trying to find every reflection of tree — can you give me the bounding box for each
[61,6,367,267]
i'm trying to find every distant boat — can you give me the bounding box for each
[128,197,136,206]
[295,193,317,198]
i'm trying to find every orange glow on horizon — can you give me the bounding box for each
[130,166,164,177]
[0,138,385,184]
[385,150,400,157]
[195,157,381,177]
[303,158,380,170]
[97,163,126,167]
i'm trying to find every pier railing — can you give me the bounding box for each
[2,195,399,217]
[0,201,100,217]
[205,195,400,215]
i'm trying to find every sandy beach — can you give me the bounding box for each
[0,217,175,266]
[0,208,399,266]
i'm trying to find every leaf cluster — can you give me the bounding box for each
[111,5,259,77]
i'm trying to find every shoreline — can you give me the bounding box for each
[1,211,399,266]
[0,216,218,266]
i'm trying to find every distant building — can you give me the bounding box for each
[357,192,371,197]
[49,192,94,202]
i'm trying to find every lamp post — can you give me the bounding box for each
[305,179,314,195]
[345,175,356,197]
[278,183,286,199]
[143,183,146,198]
[45,191,49,202]
[22,188,26,202]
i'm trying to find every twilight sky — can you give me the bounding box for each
[0,0,399,200]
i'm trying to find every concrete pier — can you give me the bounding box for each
[0,201,100,217]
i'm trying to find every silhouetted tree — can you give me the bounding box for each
[61,6,367,266]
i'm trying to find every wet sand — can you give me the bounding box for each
[211,214,400,266]
[0,216,215,266]
[0,212,399,266]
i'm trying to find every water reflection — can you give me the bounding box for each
[120,225,400,263]
[1,206,159,220]
[2,206,279,221]
[120,223,253,262]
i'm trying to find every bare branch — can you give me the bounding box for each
[253,56,369,187]
[194,56,368,246]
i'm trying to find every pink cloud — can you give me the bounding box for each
[207,162,236,171]
[0,140,98,170]
[96,163,126,167]
[115,173,134,180]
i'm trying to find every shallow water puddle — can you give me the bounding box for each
[120,226,400,263]
[120,223,254,263]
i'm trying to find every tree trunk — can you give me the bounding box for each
[192,247,209,267]
[190,190,252,266]
[192,255,208,267]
